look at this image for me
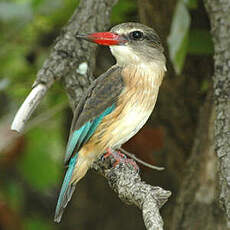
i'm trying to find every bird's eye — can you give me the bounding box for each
[129,31,144,40]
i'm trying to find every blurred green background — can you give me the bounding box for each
[0,0,137,229]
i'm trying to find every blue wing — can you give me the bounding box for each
[54,104,115,222]
[54,65,124,222]
[65,104,115,162]
[54,154,78,223]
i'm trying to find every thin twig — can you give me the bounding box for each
[119,147,165,171]
[11,84,48,133]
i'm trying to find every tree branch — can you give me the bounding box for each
[11,0,171,229]
[93,152,171,230]
[119,147,165,171]
[11,84,47,132]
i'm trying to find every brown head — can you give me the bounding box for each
[75,22,165,67]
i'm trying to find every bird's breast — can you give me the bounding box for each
[88,62,165,153]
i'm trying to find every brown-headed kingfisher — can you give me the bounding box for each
[54,22,166,222]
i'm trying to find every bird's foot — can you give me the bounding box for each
[104,148,125,159]
[104,148,139,171]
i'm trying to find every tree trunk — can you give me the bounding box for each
[204,0,230,225]
[171,92,227,229]
[172,0,230,228]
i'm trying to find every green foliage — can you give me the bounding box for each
[168,0,214,74]
[0,0,76,228]
[0,0,77,104]
[183,0,198,9]
[111,0,137,24]
[18,123,63,191]
[188,29,214,55]
[167,1,191,74]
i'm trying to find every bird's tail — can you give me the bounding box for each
[54,152,90,223]
[54,154,78,223]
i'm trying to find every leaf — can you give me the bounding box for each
[111,0,137,24]
[167,1,191,74]
[0,2,33,22]
[188,29,214,55]
[183,0,198,9]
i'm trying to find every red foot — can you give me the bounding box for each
[103,148,139,171]
[122,158,139,171]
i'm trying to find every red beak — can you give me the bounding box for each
[75,32,127,46]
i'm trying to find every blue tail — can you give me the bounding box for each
[54,154,78,223]
[54,104,115,222]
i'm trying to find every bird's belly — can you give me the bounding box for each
[108,106,153,148]
[85,70,161,156]
[87,86,160,156]
[82,101,155,159]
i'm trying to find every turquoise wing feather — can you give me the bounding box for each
[64,104,115,163]
[54,154,78,223]
[54,104,115,222]
[54,65,124,222]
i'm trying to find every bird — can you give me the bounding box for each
[54,22,166,222]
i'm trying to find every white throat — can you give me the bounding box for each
[110,45,166,72]
[110,45,141,65]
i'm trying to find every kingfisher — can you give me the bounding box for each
[54,22,166,222]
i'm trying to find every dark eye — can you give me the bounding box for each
[129,31,144,40]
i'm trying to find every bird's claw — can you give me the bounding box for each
[103,148,139,171]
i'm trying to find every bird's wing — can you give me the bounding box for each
[64,65,124,164]
[54,66,124,222]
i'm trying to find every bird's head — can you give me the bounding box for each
[75,22,165,66]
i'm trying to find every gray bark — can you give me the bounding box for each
[138,0,230,228]
[171,0,230,228]
[33,0,117,108]
[204,0,230,224]
[171,93,227,229]
[14,0,171,229]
